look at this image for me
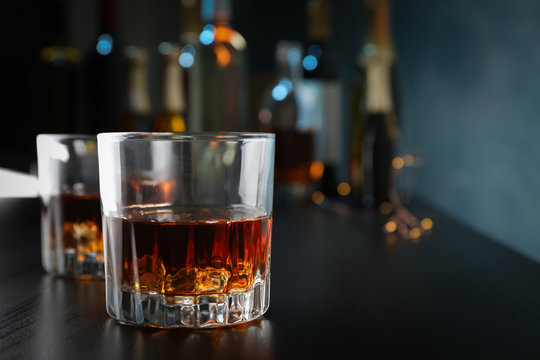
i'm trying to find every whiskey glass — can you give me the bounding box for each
[37,134,103,279]
[98,133,275,328]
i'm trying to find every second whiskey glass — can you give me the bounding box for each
[37,134,103,279]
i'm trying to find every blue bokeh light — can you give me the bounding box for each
[303,55,318,71]
[200,25,216,45]
[183,45,196,56]
[272,85,288,101]
[179,52,194,68]
[272,79,293,101]
[307,44,322,58]
[158,42,172,55]
[287,48,302,66]
[96,34,113,55]
[280,78,293,92]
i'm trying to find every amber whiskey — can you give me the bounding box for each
[41,193,103,278]
[106,210,272,296]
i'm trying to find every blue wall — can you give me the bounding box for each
[392,0,540,261]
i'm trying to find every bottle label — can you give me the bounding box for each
[297,79,343,165]
[365,55,393,113]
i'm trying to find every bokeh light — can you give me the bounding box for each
[379,201,393,214]
[403,154,415,167]
[307,44,322,58]
[409,227,422,240]
[392,157,404,170]
[312,191,325,205]
[158,42,172,55]
[200,25,216,45]
[96,34,113,55]
[421,218,434,230]
[179,52,194,68]
[302,55,318,71]
[385,221,397,233]
[337,182,351,196]
[309,161,324,180]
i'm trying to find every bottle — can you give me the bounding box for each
[177,0,201,127]
[349,0,400,207]
[259,41,314,199]
[179,0,201,47]
[122,47,153,132]
[302,0,344,197]
[189,0,249,132]
[154,44,188,132]
[36,0,84,134]
[86,0,123,133]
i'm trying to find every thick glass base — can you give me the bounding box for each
[106,278,270,328]
[43,249,104,279]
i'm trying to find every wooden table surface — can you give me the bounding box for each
[1,197,540,359]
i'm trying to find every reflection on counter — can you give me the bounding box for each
[32,275,274,360]
[101,317,274,360]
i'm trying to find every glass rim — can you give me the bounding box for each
[37,134,97,141]
[97,132,275,142]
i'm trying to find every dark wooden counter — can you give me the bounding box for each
[1,197,540,359]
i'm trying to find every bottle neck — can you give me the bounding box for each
[201,0,231,25]
[179,0,201,41]
[275,43,303,81]
[161,48,186,114]
[99,0,117,35]
[363,0,395,114]
[306,0,331,43]
[126,49,151,115]
[365,0,394,60]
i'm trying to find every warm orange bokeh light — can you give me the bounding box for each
[392,157,404,170]
[309,161,325,180]
[384,221,397,233]
[311,191,325,205]
[215,44,231,67]
[409,227,422,239]
[170,115,186,132]
[337,182,351,196]
[379,201,392,214]
[215,26,234,42]
[421,218,433,230]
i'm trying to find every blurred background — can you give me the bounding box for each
[1,0,539,262]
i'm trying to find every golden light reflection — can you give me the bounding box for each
[421,218,433,230]
[384,221,397,233]
[311,191,325,205]
[309,161,324,180]
[40,46,82,64]
[379,201,393,214]
[169,115,186,132]
[403,154,415,167]
[215,44,231,67]
[392,157,404,170]
[337,182,351,196]
[409,227,422,240]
